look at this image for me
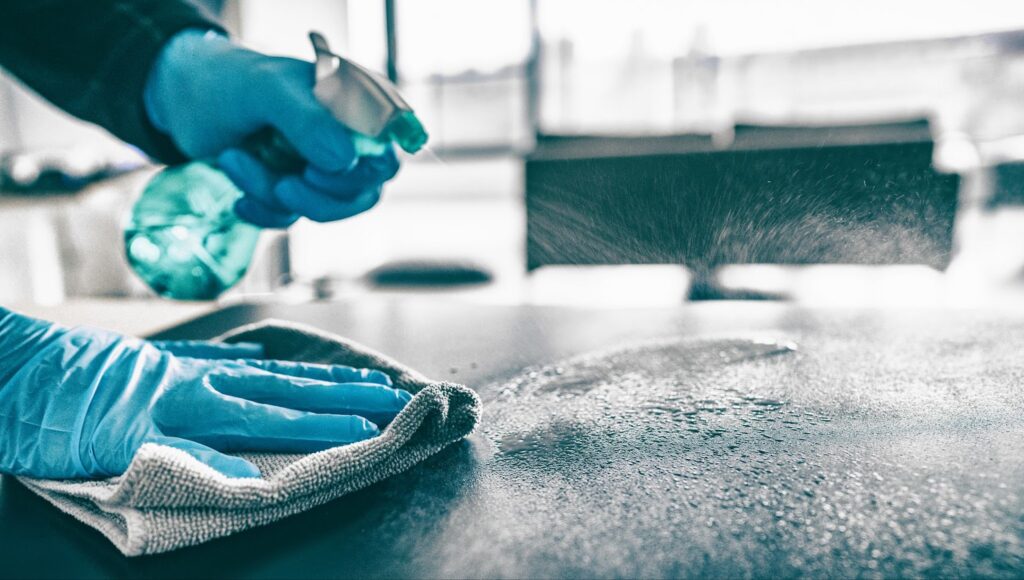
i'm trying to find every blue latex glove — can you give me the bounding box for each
[0,309,412,480]
[144,30,400,228]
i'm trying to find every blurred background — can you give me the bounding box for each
[3,0,1024,330]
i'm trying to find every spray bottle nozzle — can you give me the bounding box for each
[386,111,428,154]
[309,31,428,153]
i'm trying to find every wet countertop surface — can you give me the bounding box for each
[2,299,1023,578]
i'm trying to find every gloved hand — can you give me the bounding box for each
[143,29,400,228]
[0,309,412,480]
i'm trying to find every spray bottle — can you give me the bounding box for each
[124,32,427,300]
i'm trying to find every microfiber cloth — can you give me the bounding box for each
[16,320,481,557]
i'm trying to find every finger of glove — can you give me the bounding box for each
[212,372,411,425]
[218,148,298,228]
[151,340,265,360]
[239,359,393,386]
[150,435,262,479]
[274,179,382,223]
[180,394,382,453]
[259,60,357,173]
[302,149,400,194]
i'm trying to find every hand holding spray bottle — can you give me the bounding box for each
[125,32,427,300]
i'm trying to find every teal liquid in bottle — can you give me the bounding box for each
[125,111,427,301]
[124,161,259,301]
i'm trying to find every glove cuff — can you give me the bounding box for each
[144,29,233,147]
[98,3,227,164]
[144,29,234,149]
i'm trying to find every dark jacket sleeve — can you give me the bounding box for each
[0,1,225,163]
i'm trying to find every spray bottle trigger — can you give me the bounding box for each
[240,127,306,174]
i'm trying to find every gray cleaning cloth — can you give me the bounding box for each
[17,320,481,557]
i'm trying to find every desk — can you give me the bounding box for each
[2,299,1022,578]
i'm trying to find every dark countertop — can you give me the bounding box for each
[2,299,1023,578]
